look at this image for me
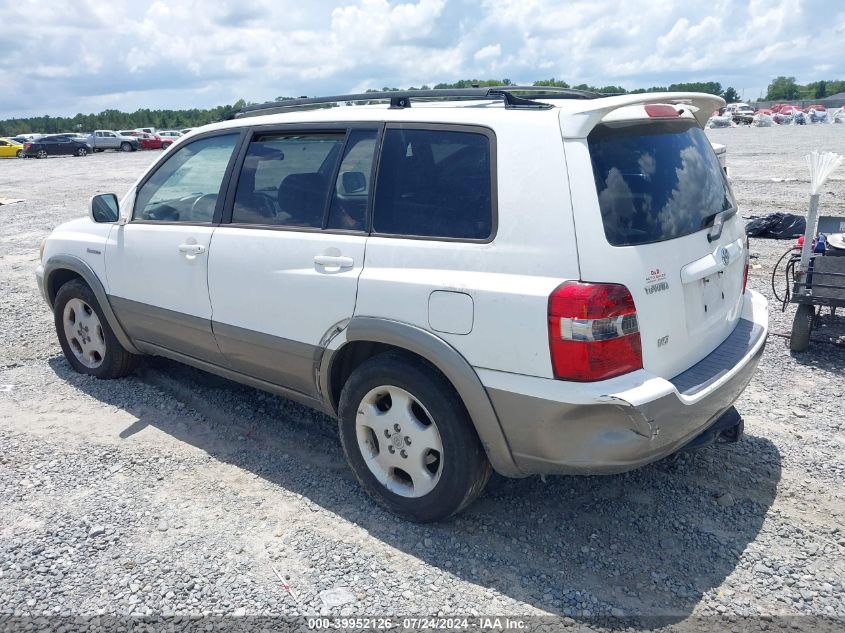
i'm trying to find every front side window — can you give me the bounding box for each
[232,132,344,227]
[133,133,239,223]
[372,128,493,240]
[588,119,735,246]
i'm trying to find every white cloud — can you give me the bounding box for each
[0,0,842,117]
[474,44,501,63]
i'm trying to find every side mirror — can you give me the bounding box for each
[341,171,367,194]
[89,193,120,223]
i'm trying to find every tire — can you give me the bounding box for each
[338,351,491,522]
[36,149,47,159]
[93,148,103,153]
[161,142,171,150]
[16,149,23,158]
[76,147,88,157]
[53,279,140,379]
[789,304,814,352]
[120,142,132,152]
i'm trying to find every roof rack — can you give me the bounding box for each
[226,86,602,120]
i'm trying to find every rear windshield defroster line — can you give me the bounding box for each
[588,119,736,247]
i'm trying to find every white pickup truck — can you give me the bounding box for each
[86,130,140,153]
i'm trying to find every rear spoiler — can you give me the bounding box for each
[559,92,725,138]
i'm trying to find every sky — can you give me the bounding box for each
[1,0,844,119]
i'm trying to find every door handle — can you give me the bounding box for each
[178,243,206,255]
[314,254,354,269]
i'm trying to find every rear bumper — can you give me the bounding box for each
[479,290,768,475]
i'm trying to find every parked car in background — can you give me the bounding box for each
[23,134,92,158]
[119,131,173,150]
[180,128,193,135]
[136,127,156,135]
[724,103,755,124]
[0,137,24,158]
[86,130,140,153]
[11,134,44,144]
[158,130,183,140]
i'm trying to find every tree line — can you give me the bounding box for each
[2,76,842,136]
[765,76,845,101]
[367,78,740,102]
[0,102,248,137]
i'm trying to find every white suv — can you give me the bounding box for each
[36,87,768,522]
[725,102,755,124]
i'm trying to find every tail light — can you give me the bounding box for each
[24,143,32,149]
[548,282,643,382]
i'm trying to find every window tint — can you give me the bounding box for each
[232,133,344,227]
[588,120,735,246]
[326,129,377,231]
[373,128,492,240]
[133,134,238,223]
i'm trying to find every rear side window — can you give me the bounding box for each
[373,128,493,240]
[232,133,344,228]
[326,129,378,231]
[588,120,735,246]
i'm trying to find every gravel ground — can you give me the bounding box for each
[1,128,844,629]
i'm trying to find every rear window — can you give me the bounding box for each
[588,119,735,246]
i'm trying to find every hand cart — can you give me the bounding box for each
[789,215,845,351]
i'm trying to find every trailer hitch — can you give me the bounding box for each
[677,406,744,454]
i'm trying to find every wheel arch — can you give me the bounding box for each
[43,255,140,355]
[321,317,523,477]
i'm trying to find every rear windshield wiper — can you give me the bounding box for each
[702,207,738,241]
[700,206,738,230]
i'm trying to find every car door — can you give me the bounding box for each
[104,131,120,149]
[207,124,379,397]
[58,136,75,155]
[39,137,56,154]
[0,140,12,158]
[105,131,243,364]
